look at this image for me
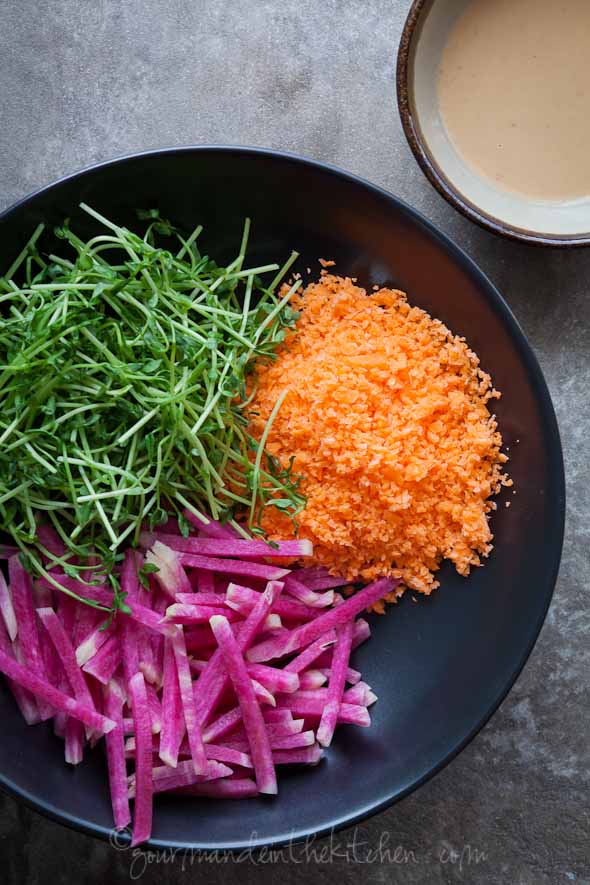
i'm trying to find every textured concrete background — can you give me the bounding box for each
[0,1,588,883]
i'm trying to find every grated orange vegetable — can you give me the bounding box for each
[248,273,511,609]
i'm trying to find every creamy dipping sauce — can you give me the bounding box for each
[438,0,590,201]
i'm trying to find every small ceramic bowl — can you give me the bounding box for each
[397,0,590,246]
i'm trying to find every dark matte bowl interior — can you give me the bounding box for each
[0,147,564,850]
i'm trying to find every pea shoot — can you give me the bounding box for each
[0,205,306,606]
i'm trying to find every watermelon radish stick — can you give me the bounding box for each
[145,682,162,734]
[231,719,305,743]
[120,551,141,686]
[9,556,54,720]
[64,717,84,765]
[0,618,40,724]
[128,759,232,799]
[171,628,207,774]
[144,542,192,596]
[278,695,370,727]
[75,621,117,667]
[182,508,241,540]
[82,633,122,685]
[32,585,62,689]
[201,705,299,744]
[284,575,334,608]
[73,604,101,657]
[248,679,276,707]
[283,632,336,673]
[287,683,371,706]
[128,671,153,846]
[204,744,253,769]
[293,567,349,591]
[247,578,395,663]
[103,679,131,829]
[193,581,283,728]
[318,666,362,685]
[298,670,327,690]
[0,545,19,559]
[246,663,299,694]
[209,614,277,795]
[316,619,354,748]
[136,561,158,685]
[262,708,294,725]
[0,572,17,641]
[174,777,259,799]
[0,647,116,732]
[37,607,98,738]
[140,532,313,559]
[352,618,371,647]
[225,730,315,752]
[200,705,243,744]
[36,524,67,558]
[184,626,217,653]
[176,551,289,583]
[175,592,227,607]
[314,620,371,669]
[191,658,299,695]
[225,583,318,622]
[273,746,324,766]
[196,569,216,594]
[167,602,280,632]
[165,603,242,625]
[158,640,184,768]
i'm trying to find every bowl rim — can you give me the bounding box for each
[396,0,590,248]
[0,144,566,850]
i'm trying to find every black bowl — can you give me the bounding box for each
[0,147,564,850]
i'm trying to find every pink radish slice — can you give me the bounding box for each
[284,576,334,608]
[277,695,370,727]
[32,585,62,689]
[182,508,240,540]
[128,671,153,846]
[225,583,317,622]
[273,745,324,766]
[140,532,312,559]
[196,569,216,594]
[0,617,40,724]
[37,607,98,738]
[128,759,232,798]
[283,632,336,673]
[174,777,259,799]
[145,682,162,734]
[175,592,227,607]
[0,572,17,641]
[247,578,395,663]
[318,666,362,685]
[316,618,354,748]
[75,621,117,667]
[176,552,289,583]
[103,679,131,829]
[171,628,207,774]
[9,556,53,720]
[64,717,84,765]
[164,603,242,625]
[209,614,277,795]
[0,647,115,733]
[298,670,327,690]
[82,633,122,685]
[144,542,192,596]
[158,640,184,768]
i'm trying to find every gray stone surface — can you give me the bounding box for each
[0,1,588,882]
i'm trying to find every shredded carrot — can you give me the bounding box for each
[248,274,511,609]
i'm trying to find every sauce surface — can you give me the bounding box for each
[438,0,590,201]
